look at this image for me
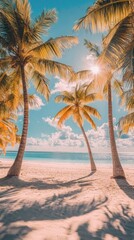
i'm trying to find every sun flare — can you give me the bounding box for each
[90,65,100,75]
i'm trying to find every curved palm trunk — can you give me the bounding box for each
[7,64,29,177]
[80,125,96,172]
[108,82,125,178]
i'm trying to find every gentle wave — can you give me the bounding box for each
[0,151,134,165]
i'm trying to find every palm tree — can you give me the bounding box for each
[54,84,101,172]
[73,1,134,178]
[0,0,78,177]
[86,40,126,178]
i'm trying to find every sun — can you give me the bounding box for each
[90,65,100,75]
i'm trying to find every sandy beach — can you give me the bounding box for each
[0,160,134,240]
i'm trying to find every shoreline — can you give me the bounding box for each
[0,158,134,169]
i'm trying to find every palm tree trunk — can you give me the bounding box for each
[108,82,125,178]
[7,64,29,177]
[80,125,96,172]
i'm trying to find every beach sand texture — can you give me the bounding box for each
[0,161,134,240]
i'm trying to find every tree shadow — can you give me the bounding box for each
[0,226,32,240]
[115,178,134,200]
[0,172,95,190]
[0,188,107,240]
[77,205,134,240]
[0,188,32,240]
[0,193,108,223]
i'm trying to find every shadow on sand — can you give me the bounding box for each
[77,205,134,240]
[0,171,96,190]
[0,186,107,240]
[115,178,134,200]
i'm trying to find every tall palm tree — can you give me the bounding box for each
[73,1,134,178]
[0,0,78,177]
[71,40,126,178]
[54,84,101,172]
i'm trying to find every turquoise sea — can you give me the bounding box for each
[0,151,134,165]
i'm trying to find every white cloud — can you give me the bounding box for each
[13,118,133,153]
[51,78,76,95]
[42,117,72,132]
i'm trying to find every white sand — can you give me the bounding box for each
[0,160,134,240]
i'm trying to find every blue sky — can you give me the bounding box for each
[15,0,133,153]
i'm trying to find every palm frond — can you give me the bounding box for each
[72,108,83,127]
[70,70,92,82]
[55,106,73,127]
[83,105,101,119]
[32,71,50,100]
[32,9,57,40]
[55,94,74,104]
[113,79,123,97]
[120,88,134,111]
[84,39,100,56]
[99,14,133,69]
[81,108,97,130]
[15,0,31,25]
[0,9,19,46]
[119,112,134,134]
[32,58,73,80]
[74,0,130,32]
[121,48,134,88]
[54,105,72,120]
[0,56,12,70]
[28,94,41,108]
[84,93,102,103]
[28,36,78,59]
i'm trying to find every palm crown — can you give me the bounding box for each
[54,84,101,129]
[0,0,78,99]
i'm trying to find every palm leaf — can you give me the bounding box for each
[70,70,92,82]
[55,106,73,127]
[28,36,78,59]
[32,58,73,80]
[81,108,97,130]
[55,94,74,104]
[120,89,134,111]
[99,14,133,69]
[83,93,103,103]
[73,0,130,32]
[54,105,72,120]
[83,105,101,119]
[32,9,57,40]
[32,71,50,100]
[72,108,83,127]
[113,79,123,97]
[16,0,31,25]
[84,39,100,56]
[119,112,134,134]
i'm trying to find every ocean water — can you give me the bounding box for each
[0,151,134,165]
